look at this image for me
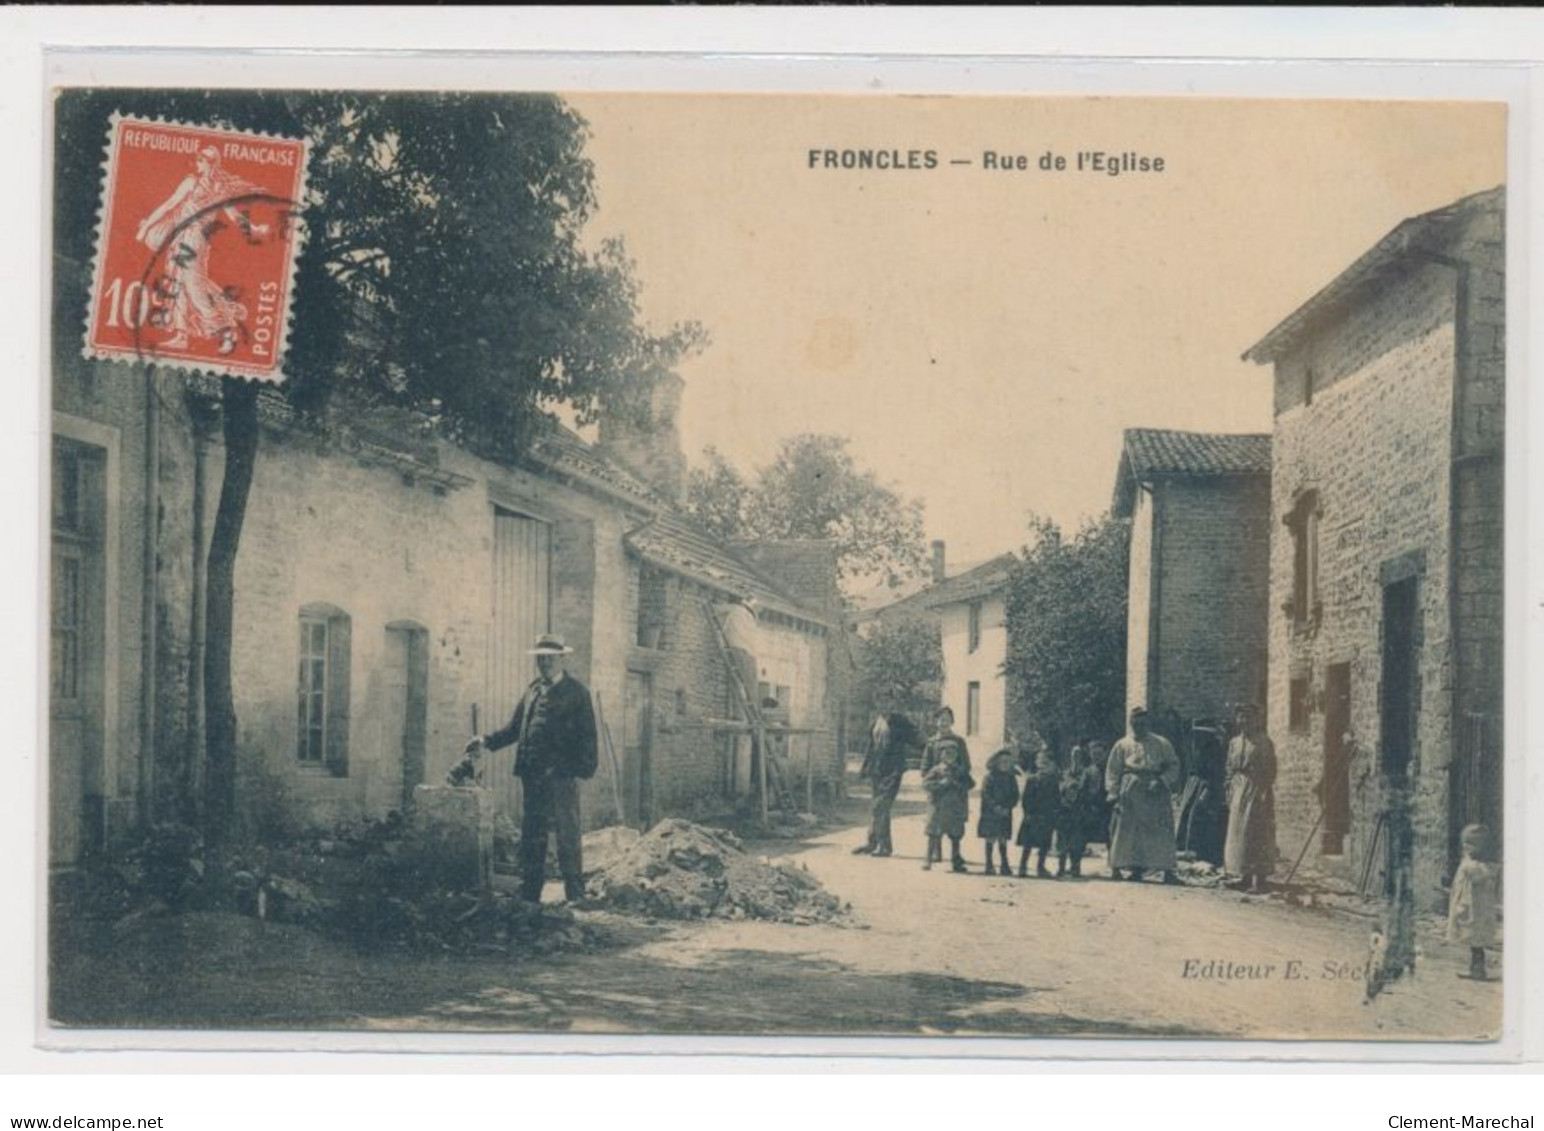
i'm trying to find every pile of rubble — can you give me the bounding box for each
[586,818,850,925]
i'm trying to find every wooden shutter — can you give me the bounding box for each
[325,614,352,777]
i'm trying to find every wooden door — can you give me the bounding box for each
[385,623,429,811]
[1321,662,1352,854]
[1378,576,1420,895]
[486,507,551,824]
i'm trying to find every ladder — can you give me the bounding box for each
[700,600,798,821]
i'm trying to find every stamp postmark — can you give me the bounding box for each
[85,115,309,382]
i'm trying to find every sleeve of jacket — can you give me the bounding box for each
[1104,742,1124,801]
[484,694,527,753]
[859,721,879,780]
[569,680,600,780]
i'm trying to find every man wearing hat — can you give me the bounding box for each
[465,633,599,903]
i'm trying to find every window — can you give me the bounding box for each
[297,604,352,775]
[53,447,86,534]
[757,681,792,721]
[1303,364,1316,407]
[966,682,981,737]
[1289,677,1311,735]
[967,600,982,654]
[51,555,82,703]
[1285,490,1321,628]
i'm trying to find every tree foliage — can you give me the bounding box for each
[685,446,750,540]
[856,614,944,719]
[1002,513,1130,754]
[54,90,704,448]
[685,434,928,594]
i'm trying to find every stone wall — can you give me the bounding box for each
[1150,476,1271,724]
[629,572,737,818]
[1125,485,1154,718]
[1447,203,1506,865]
[1267,251,1470,905]
[211,417,638,839]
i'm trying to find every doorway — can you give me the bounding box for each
[50,439,107,865]
[487,506,552,826]
[384,622,429,812]
[623,670,654,831]
[1379,578,1419,779]
[1378,575,1420,896]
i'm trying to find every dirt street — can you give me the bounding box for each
[50,788,1500,1040]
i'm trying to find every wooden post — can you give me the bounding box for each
[757,723,769,827]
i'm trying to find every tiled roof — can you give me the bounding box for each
[847,573,934,618]
[528,425,661,506]
[626,511,832,630]
[533,429,832,629]
[1123,428,1271,478]
[1113,428,1271,516]
[1244,186,1504,364]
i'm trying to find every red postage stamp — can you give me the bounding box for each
[85,115,309,382]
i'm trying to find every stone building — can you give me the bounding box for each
[49,333,158,865]
[852,542,1017,754]
[920,554,1017,750]
[47,260,841,863]
[1243,186,1504,904]
[1111,427,1272,745]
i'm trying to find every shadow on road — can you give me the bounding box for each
[51,907,1215,1039]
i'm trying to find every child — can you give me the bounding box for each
[1055,745,1103,877]
[1016,747,1060,878]
[978,749,1019,876]
[1448,823,1500,981]
[922,743,973,873]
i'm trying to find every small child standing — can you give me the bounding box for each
[1448,822,1501,981]
[923,744,973,872]
[977,749,1020,876]
[1016,747,1061,878]
[1055,745,1103,878]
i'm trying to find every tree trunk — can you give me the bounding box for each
[203,379,261,846]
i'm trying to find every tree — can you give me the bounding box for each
[685,446,750,540]
[53,90,704,842]
[685,434,928,595]
[856,613,944,719]
[1002,513,1130,755]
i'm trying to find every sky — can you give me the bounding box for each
[564,93,1505,569]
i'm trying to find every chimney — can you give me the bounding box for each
[930,539,946,583]
[598,371,688,507]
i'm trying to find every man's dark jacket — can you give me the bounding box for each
[862,712,919,781]
[485,674,599,781]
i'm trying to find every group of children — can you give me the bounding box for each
[911,707,1503,982]
[920,724,1105,880]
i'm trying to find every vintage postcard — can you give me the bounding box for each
[44,86,1509,1047]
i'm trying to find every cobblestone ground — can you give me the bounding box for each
[50,786,1501,1041]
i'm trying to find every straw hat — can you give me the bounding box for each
[528,633,574,656]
